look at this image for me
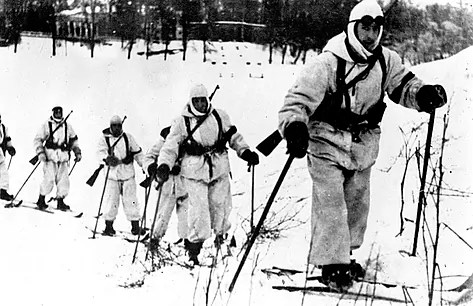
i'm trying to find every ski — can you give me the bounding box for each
[86,226,149,243]
[262,266,416,289]
[10,200,83,217]
[123,233,150,243]
[272,285,412,303]
[3,199,23,208]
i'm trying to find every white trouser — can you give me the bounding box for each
[308,155,371,266]
[185,174,231,243]
[0,161,9,190]
[103,178,141,221]
[152,176,189,239]
[40,161,70,198]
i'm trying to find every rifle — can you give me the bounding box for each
[209,84,220,100]
[139,85,221,188]
[29,110,74,165]
[256,129,283,157]
[85,116,128,187]
[86,164,104,187]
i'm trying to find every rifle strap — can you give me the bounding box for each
[105,132,130,158]
[184,109,223,145]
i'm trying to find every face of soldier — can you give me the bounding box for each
[355,16,382,52]
[53,108,63,120]
[110,123,123,137]
[192,97,209,114]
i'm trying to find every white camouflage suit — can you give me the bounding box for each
[0,123,13,191]
[279,1,427,266]
[142,133,189,240]
[158,89,250,244]
[97,128,144,222]
[34,117,81,199]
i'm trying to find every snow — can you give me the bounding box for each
[0,37,472,305]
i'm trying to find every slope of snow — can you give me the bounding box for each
[0,37,472,305]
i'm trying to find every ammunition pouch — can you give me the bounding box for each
[45,139,71,152]
[181,139,227,156]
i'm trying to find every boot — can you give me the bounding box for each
[349,259,366,279]
[321,264,354,290]
[36,194,48,210]
[214,234,226,247]
[103,220,116,236]
[57,198,70,211]
[148,237,160,253]
[131,220,146,235]
[0,189,13,201]
[184,239,203,266]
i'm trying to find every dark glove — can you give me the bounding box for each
[240,149,259,166]
[122,154,134,165]
[147,162,158,177]
[74,152,82,162]
[7,146,16,156]
[104,155,120,167]
[156,164,170,182]
[171,165,181,175]
[417,85,447,113]
[284,121,309,158]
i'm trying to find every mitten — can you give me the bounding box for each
[171,165,181,175]
[147,162,158,177]
[240,149,259,166]
[105,155,120,167]
[122,155,134,165]
[284,121,309,158]
[417,85,447,113]
[7,146,16,156]
[156,164,170,182]
[74,152,82,162]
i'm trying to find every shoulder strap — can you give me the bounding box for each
[48,122,53,139]
[378,51,387,96]
[105,136,112,155]
[212,109,223,141]
[123,132,130,157]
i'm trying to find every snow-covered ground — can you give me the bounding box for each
[0,36,472,305]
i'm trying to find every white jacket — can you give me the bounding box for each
[97,128,143,181]
[34,117,80,163]
[158,105,249,183]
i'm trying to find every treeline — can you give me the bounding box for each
[0,0,472,64]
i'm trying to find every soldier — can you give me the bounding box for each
[97,115,146,236]
[278,0,447,289]
[156,83,259,265]
[34,106,81,210]
[143,126,189,249]
[0,113,16,201]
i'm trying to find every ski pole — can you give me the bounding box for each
[145,182,164,261]
[229,155,295,292]
[412,111,436,256]
[90,166,110,239]
[7,155,13,170]
[6,161,41,207]
[132,183,152,264]
[249,164,255,232]
[69,160,77,176]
